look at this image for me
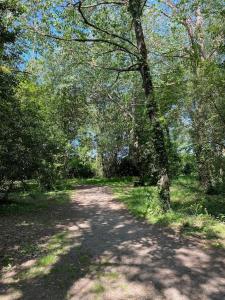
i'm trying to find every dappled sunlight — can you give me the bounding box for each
[113,177,225,245]
[176,248,210,270]
[163,287,190,300]
[1,231,73,291]
[1,185,225,299]
[201,277,225,298]
[1,0,224,297]
[0,288,22,300]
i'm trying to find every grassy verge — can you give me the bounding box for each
[111,176,225,248]
[1,176,224,247]
[0,182,73,215]
[57,177,133,189]
[62,175,225,247]
[0,176,132,216]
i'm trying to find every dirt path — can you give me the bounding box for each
[1,186,225,300]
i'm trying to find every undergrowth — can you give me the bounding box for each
[112,176,225,247]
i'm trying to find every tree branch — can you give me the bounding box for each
[29,27,139,58]
[71,1,124,9]
[77,1,137,49]
[157,1,196,50]
[91,62,140,73]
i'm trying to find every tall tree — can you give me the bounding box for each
[25,0,171,210]
[127,0,170,209]
[157,0,225,192]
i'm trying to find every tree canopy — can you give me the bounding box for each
[0,0,225,210]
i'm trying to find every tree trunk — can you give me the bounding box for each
[191,100,214,193]
[187,6,215,193]
[128,1,170,211]
[191,69,214,193]
[0,180,14,203]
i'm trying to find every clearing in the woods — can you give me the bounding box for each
[0,182,225,300]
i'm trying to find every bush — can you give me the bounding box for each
[117,157,139,177]
[66,156,94,178]
[183,163,194,175]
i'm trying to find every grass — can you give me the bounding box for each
[0,177,131,215]
[0,184,72,215]
[17,231,72,280]
[11,228,94,282]
[90,283,105,294]
[111,176,225,247]
[1,175,224,247]
[2,174,224,297]
[58,177,133,189]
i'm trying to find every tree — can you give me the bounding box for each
[24,0,171,210]
[0,2,70,196]
[127,0,170,209]
[156,0,225,192]
[0,0,24,199]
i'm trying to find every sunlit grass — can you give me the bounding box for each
[59,177,133,189]
[0,177,132,215]
[112,176,225,247]
[0,190,72,215]
[2,176,225,250]
[17,232,71,280]
[90,283,105,294]
[104,271,120,280]
[70,175,225,246]
[38,254,58,266]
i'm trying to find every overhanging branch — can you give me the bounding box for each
[73,1,124,8]
[29,27,139,58]
[91,62,140,73]
[77,1,137,49]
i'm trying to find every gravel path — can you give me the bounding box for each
[1,186,225,300]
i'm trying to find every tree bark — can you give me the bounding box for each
[185,5,216,193]
[191,97,214,193]
[128,1,170,211]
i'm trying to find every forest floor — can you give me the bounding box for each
[1,182,225,300]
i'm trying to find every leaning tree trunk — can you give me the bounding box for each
[128,1,170,211]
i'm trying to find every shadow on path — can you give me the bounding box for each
[0,186,225,299]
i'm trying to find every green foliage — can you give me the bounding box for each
[66,156,94,178]
[0,1,25,196]
[112,176,225,246]
[1,0,225,206]
[0,186,71,215]
[0,77,69,194]
[90,283,105,294]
